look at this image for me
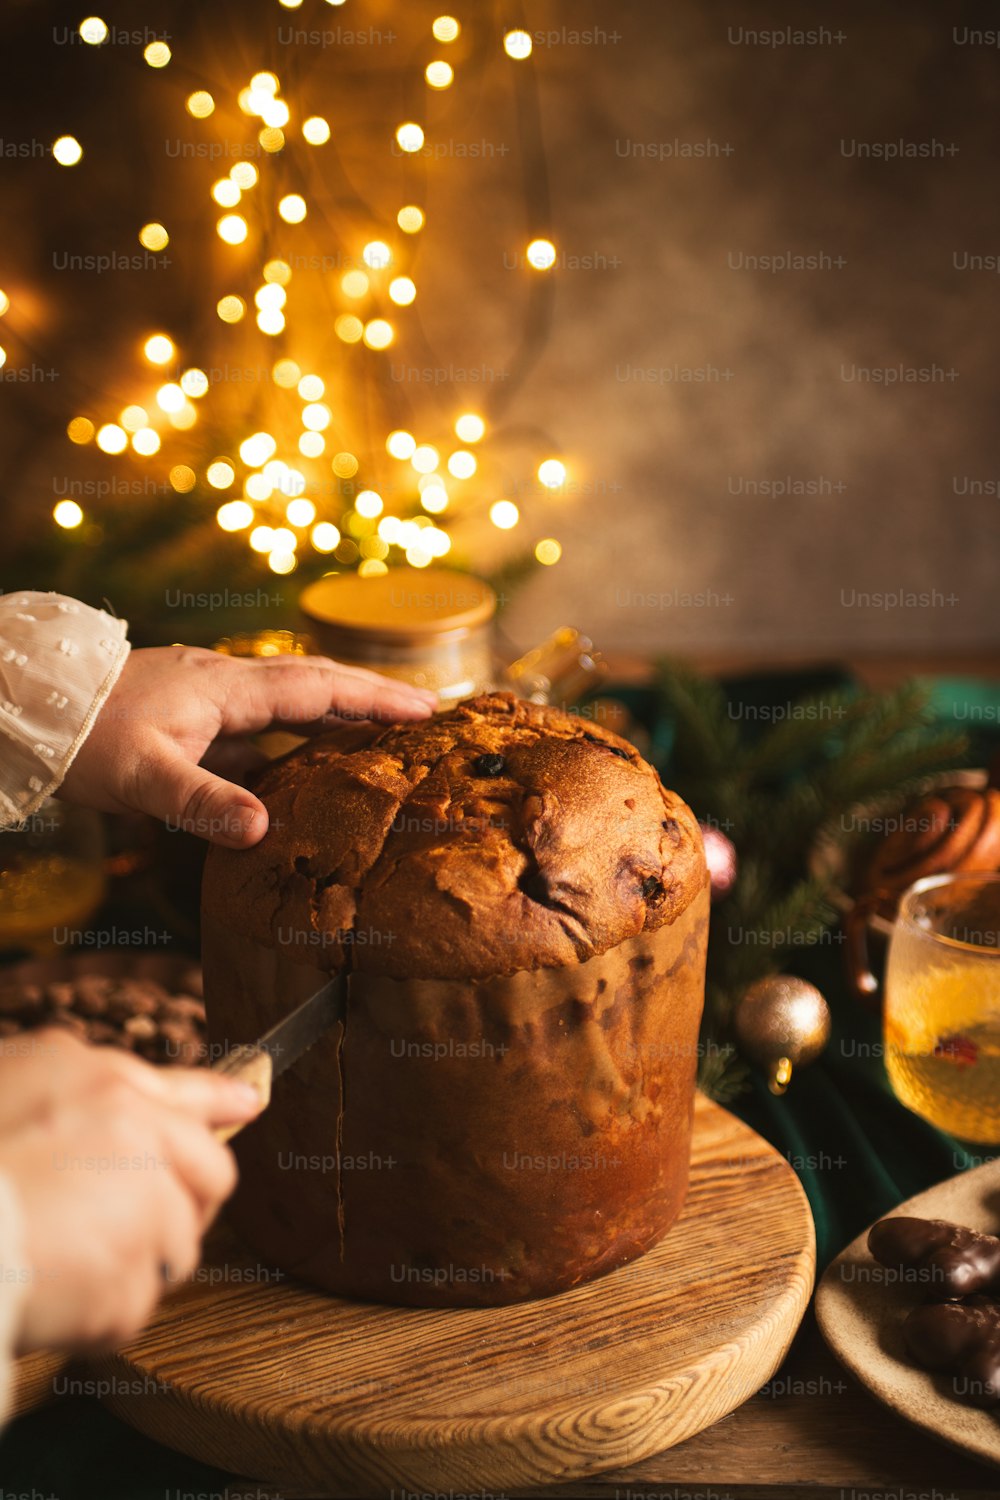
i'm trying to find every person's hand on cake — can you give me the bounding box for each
[0,592,437,850]
[0,1028,262,1355]
[59,644,438,849]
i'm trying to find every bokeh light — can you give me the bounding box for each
[53,500,84,528]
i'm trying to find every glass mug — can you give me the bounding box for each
[883,871,1000,1144]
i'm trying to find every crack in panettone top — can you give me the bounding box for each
[202,692,706,980]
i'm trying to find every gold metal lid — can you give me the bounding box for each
[299,569,496,645]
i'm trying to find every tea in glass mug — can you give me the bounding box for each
[884,872,1000,1144]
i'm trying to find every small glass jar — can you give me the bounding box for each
[299,569,498,706]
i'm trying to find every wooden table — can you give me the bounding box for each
[529,1315,999,1500]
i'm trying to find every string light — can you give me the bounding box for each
[420,483,448,513]
[311,522,340,552]
[216,294,246,322]
[386,430,416,459]
[535,538,562,565]
[504,30,533,60]
[335,314,363,343]
[362,241,392,270]
[286,498,316,526]
[455,413,485,442]
[186,91,215,119]
[395,123,424,153]
[47,16,569,578]
[143,334,174,366]
[96,424,127,454]
[432,16,460,42]
[255,283,286,310]
[217,214,248,244]
[278,194,306,224]
[526,238,557,270]
[538,458,567,487]
[168,401,197,430]
[155,383,185,414]
[180,368,209,398]
[426,62,454,89]
[363,319,394,349]
[78,18,108,45]
[262,99,290,129]
[217,500,254,531]
[54,500,84,528]
[139,223,169,250]
[206,460,235,489]
[212,179,241,208]
[52,137,82,166]
[0,291,8,317]
[169,465,196,493]
[389,277,416,306]
[356,490,383,518]
[412,444,439,474]
[271,359,300,387]
[397,205,425,233]
[240,432,277,466]
[119,405,148,432]
[424,527,451,557]
[249,525,275,553]
[301,402,331,430]
[490,500,519,529]
[447,450,476,479]
[342,270,369,298]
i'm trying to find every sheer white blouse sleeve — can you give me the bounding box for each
[0,591,130,827]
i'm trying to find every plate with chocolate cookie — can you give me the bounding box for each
[816,1159,1000,1468]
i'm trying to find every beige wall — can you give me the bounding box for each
[414,2,999,654]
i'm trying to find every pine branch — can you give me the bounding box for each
[697,1041,751,1104]
[654,659,741,775]
[738,687,863,781]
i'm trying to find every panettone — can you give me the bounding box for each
[202,692,709,1305]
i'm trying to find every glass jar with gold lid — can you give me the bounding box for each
[299,568,497,706]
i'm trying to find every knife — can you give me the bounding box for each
[211,975,347,1142]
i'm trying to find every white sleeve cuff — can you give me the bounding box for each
[0,591,130,826]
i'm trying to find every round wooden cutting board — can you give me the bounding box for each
[93,1094,815,1496]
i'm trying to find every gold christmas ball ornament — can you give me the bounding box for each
[733,975,831,1096]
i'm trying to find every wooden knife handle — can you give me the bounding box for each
[212,1044,273,1143]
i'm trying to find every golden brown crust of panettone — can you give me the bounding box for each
[202,692,706,980]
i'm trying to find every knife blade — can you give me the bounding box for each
[211,974,347,1142]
